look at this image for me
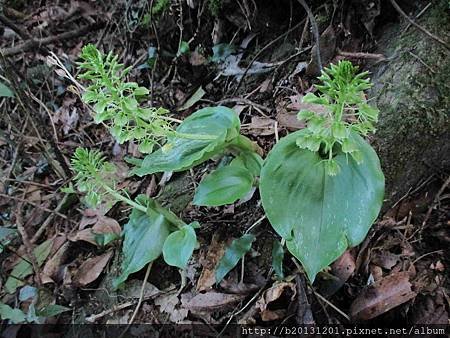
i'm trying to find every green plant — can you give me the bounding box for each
[70,148,197,288]
[259,61,385,282]
[74,45,384,287]
[72,45,264,289]
[78,45,215,154]
[296,61,379,175]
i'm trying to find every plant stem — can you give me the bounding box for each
[100,181,185,229]
[101,184,147,213]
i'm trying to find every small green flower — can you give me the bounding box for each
[296,60,379,175]
[71,148,118,208]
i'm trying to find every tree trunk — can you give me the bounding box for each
[369,0,450,205]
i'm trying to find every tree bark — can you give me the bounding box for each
[368,0,450,205]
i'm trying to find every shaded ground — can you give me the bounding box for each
[0,0,448,335]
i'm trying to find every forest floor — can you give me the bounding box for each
[0,0,448,336]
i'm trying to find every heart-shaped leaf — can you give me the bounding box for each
[260,130,384,281]
[113,196,172,288]
[193,165,254,206]
[163,223,198,269]
[131,106,240,176]
[215,234,255,283]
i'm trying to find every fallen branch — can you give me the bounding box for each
[0,23,102,57]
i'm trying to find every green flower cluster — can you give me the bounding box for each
[296,60,379,175]
[70,147,118,208]
[78,44,174,154]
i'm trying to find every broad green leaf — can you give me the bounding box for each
[0,81,14,98]
[260,130,384,282]
[113,196,171,289]
[162,223,197,269]
[5,239,52,294]
[0,303,26,323]
[230,151,263,178]
[193,165,253,206]
[177,86,205,111]
[36,304,70,318]
[272,240,285,279]
[215,234,255,283]
[131,106,240,176]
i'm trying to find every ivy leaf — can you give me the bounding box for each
[0,81,14,98]
[272,240,285,279]
[162,223,197,269]
[260,130,384,282]
[193,165,253,206]
[113,196,171,289]
[0,303,26,323]
[215,234,255,283]
[5,239,52,294]
[230,151,264,178]
[131,106,240,176]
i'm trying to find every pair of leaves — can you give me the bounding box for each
[193,151,263,206]
[113,195,172,288]
[260,130,384,282]
[131,106,240,176]
[114,196,198,288]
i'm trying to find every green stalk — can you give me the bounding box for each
[100,182,185,229]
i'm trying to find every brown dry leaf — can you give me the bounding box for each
[256,282,296,322]
[410,293,449,325]
[319,250,356,296]
[371,252,400,270]
[244,116,275,136]
[276,108,305,131]
[332,250,356,283]
[369,264,383,281]
[350,271,417,321]
[287,95,330,115]
[42,242,71,284]
[189,51,207,66]
[25,186,42,203]
[53,96,78,135]
[184,292,246,312]
[69,215,121,246]
[73,251,113,286]
[155,293,188,323]
[197,233,226,292]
